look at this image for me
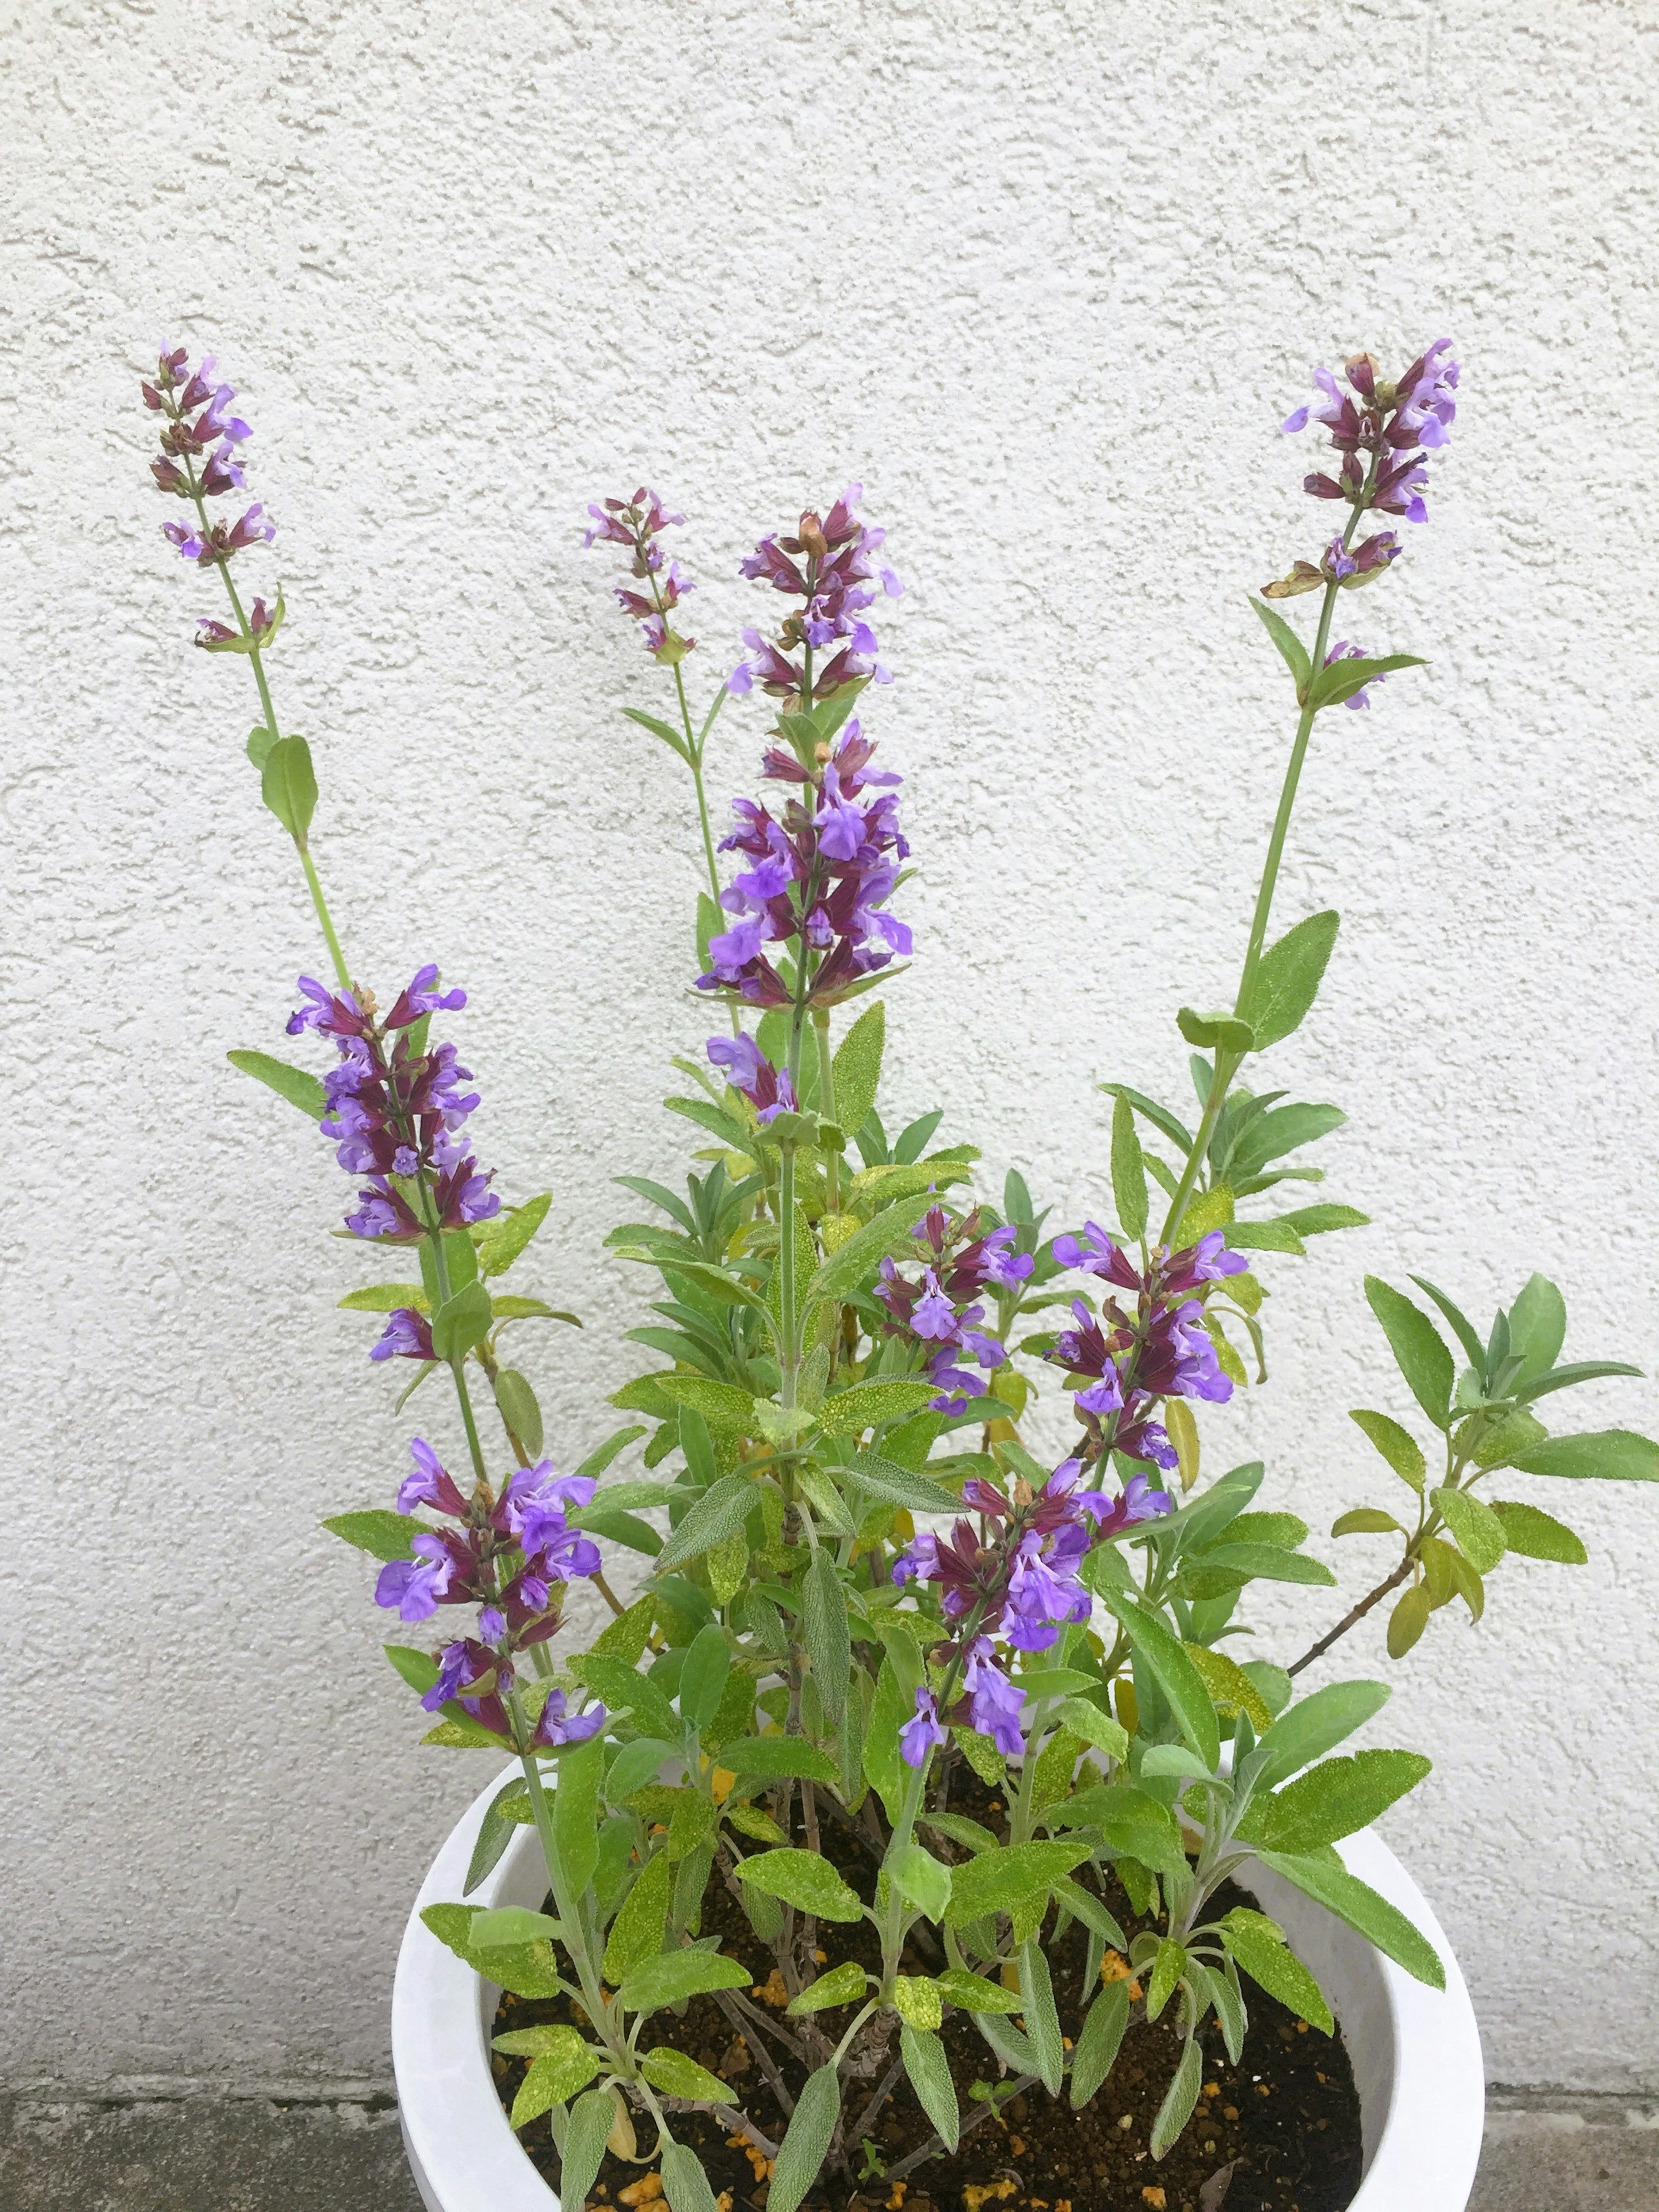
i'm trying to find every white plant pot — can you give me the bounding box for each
[392,1762,1485,2212]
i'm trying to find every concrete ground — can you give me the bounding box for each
[0,2089,1655,2210]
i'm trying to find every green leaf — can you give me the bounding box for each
[679,1624,732,1733]
[558,2088,615,2210]
[1508,1430,1659,1482]
[1173,1647,1266,1732]
[430,1278,493,1362]
[1247,1679,1392,1790]
[384,1643,439,1695]
[651,1376,759,1435]
[226,1049,327,1121]
[1057,1697,1130,1764]
[832,1001,886,1141]
[803,1550,851,1726]
[510,2037,603,2127]
[1350,1409,1426,1492]
[470,1906,562,1948]
[1098,1082,1195,1154]
[1177,1007,1257,1054]
[842,1452,960,1516]
[942,1840,1090,1926]
[660,2142,724,2212]
[1190,1542,1335,1587]
[891,1974,943,2030]
[767,2064,841,2212]
[788,1960,870,2012]
[1216,1907,1333,2032]
[655,1468,760,1570]
[419,1904,563,1999]
[1511,1360,1644,1405]
[602,1849,672,1983]
[737,1847,864,1922]
[246,722,279,766]
[1404,1275,1488,1373]
[1364,1278,1454,1430]
[1250,596,1312,687]
[1277,1202,1370,1236]
[641,2046,729,2103]
[465,1777,534,1895]
[805,1205,927,1306]
[592,1593,656,1661]
[621,704,692,760]
[575,1654,679,1741]
[1149,2037,1203,2159]
[1070,1977,1130,2107]
[493,1369,543,1457]
[817,1379,939,1434]
[1240,911,1339,1052]
[1307,651,1427,709]
[1219,1217,1306,1255]
[1018,1940,1065,2094]
[889,1843,953,1920]
[1431,1486,1506,1571]
[1388,1582,1432,1656]
[337,1282,429,1314]
[1058,1786,1187,1877]
[1052,1876,1128,1948]
[899,2024,959,2148]
[1241,1749,1432,1853]
[1253,1847,1444,1988]
[616,1947,751,2014]
[493,2022,587,2058]
[1110,1094,1148,1243]
[934,1965,1023,2014]
[552,1736,603,1899]
[322,1510,420,1562]
[1095,1590,1220,1770]
[1506,1272,1568,1386]
[1491,1500,1587,1564]
[475,1194,552,1279]
[722,1735,839,1784]
[1145,1936,1186,2024]
[260,734,318,842]
[1332,1507,1405,1538]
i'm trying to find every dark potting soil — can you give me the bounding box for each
[489,1776,1363,2212]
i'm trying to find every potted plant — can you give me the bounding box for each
[139,339,1656,2212]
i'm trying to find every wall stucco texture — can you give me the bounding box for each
[4,0,1657,2100]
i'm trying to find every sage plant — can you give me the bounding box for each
[142,337,1659,2211]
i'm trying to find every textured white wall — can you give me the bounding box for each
[4,0,1657,2100]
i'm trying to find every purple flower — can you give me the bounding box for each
[371,1308,435,1363]
[375,1533,461,1623]
[478,1606,507,1646]
[532,1688,608,1749]
[900,1685,947,1768]
[499,1462,602,1580]
[963,1641,1027,1756]
[420,1636,504,1712]
[1002,1529,1091,1653]
[706,1033,797,1125]
[1085,1473,1175,1538]
[397,1437,472,1519]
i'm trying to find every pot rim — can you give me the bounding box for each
[392,1761,1484,2212]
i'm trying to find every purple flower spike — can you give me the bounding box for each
[1274,342,1459,559]
[584,489,695,662]
[900,1686,947,1768]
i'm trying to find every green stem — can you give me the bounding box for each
[778,1144,799,1406]
[879,1757,931,1980]
[298,842,351,993]
[1156,477,1377,1245]
[509,1692,614,2037]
